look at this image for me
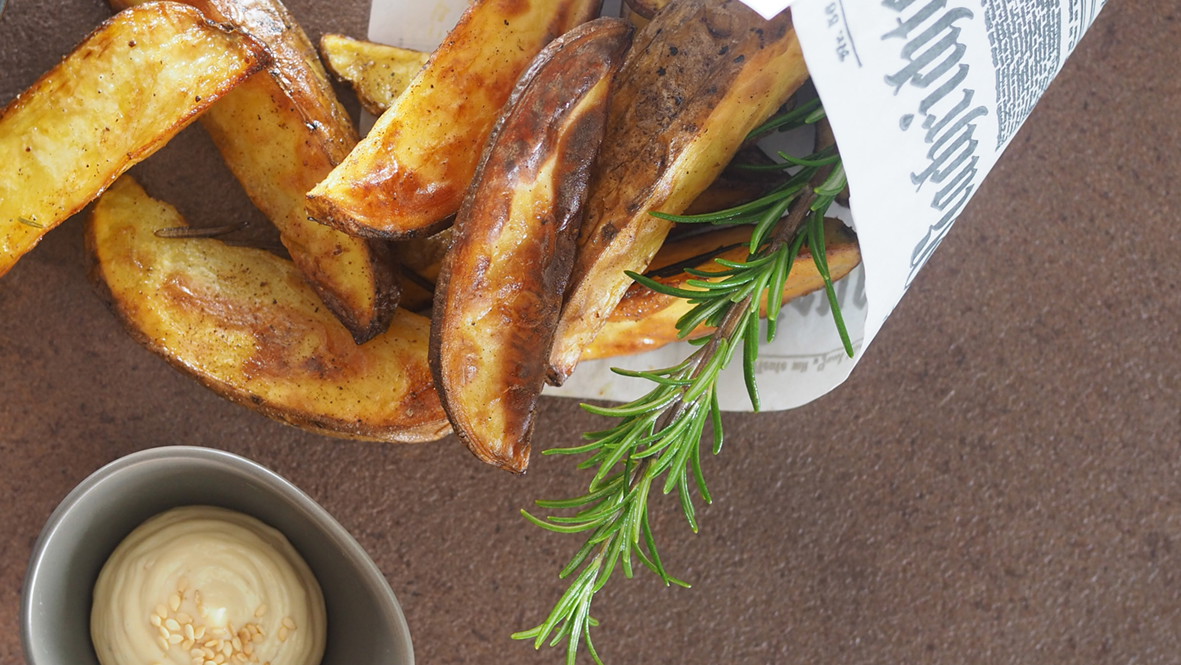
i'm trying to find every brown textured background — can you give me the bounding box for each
[1,1,1179,664]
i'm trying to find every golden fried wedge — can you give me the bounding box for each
[546,0,809,385]
[610,225,758,321]
[306,0,603,239]
[431,18,632,474]
[584,220,862,360]
[111,0,400,344]
[319,33,429,116]
[0,2,268,277]
[88,177,450,443]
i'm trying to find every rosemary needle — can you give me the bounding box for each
[515,102,853,664]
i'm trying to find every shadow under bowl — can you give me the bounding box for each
[22,445,414,665]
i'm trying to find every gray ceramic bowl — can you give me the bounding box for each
[22,446,414,665]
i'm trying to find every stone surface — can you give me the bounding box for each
[0,2,1178,664]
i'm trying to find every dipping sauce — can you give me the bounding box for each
[91,505,327,665]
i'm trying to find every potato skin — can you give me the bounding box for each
[431,18,633,473]
[546,0,809,385]
[306,0,604,239]
[0,2,268,277]
[111,0,402,344]
[87,177,450,444]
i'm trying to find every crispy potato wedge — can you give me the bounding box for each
[584,220,862,360]
[610,225,758,321]
[431,18,632,473]
[306,0,603,239]
[681,146,785,215]
[0,2,268,277]
[87,177,450,443]
[546,0,809,385]
[319,33,429,116]
[111,0,401,344]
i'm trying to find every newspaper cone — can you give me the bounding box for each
[367,0,1106,411]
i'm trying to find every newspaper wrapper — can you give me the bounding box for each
[367,0,1106,411]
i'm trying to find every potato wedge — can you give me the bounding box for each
[0,2,268,277]
[306,0,603,239]
[87,177,450,443]
[110,0,401,344]
[546,0,809,385]
[319,33,429,116]
[431,18,632,473]
[610,225,758,321]
[584,219,862,360]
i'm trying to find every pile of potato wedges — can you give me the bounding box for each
[0,0,861,472]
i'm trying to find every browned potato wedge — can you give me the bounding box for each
[319,33,429,116]
[610,225,757,321]
[305,0,602,239]
[681,147,785,215]
[546,0,809,385]
[87,176,450,443]
[584,220,862,360]
[431,17,633,474]
[0,2,268,277]
[111,0,401,344]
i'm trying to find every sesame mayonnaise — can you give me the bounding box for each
[91,505,327,665]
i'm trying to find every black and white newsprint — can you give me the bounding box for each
[367,0,1106,410]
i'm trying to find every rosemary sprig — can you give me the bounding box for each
[515,104,852,663]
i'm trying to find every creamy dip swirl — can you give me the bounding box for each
[91,505,327,665]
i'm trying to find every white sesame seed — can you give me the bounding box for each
[169,633,183,644]
[170,593,182,612]
[277,626,288,643]
[165,618,181,632]
[281,616,296,630]
[254,604,267,618]
[158,636,170,652]
[194,625,207,640]
[178,612,193,624]
[150,613,163,627]
[156,604,170,619]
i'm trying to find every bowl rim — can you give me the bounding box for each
[21,444,414,665]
